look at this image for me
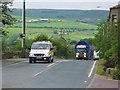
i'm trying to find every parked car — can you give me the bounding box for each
[93,51,99,60]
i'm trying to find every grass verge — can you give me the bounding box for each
[96,59,105,75]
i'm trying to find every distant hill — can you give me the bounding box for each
[10,9,109,24]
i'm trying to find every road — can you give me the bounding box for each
[2,59,97,88]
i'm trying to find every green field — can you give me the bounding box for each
[13,20,97,29]
[64,30,97,41]
[4,18,97,41]
[4,28,97,41]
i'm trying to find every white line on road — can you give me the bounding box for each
[88,61,97,78]
[47,63,55,67]
[33,62,60,77]
[56,60,73,63]
[34,70,45,77]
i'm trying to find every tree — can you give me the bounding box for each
[0,0,16,36]
[117,20,120,69]
[34,34,49,42]
[93,21,118,68]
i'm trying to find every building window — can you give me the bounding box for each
[112,15,117,22]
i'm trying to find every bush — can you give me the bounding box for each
[34,34,48,42]
[51,37,75,59]
[2,51,29,59]
[112,69,120,80]
[2,51,21,59]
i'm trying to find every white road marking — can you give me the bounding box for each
[56,60,73,63]
[84,81,87,83]
[88,61,97,78]
[47,63,55,67]
[33,62,60,77]
[34,70,45,77]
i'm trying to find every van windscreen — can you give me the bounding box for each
[31,44,50,50]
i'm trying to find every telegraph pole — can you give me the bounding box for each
[60,28,63,38]
[22,0,26,58]
[118,1,120,69]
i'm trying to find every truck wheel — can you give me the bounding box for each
[34,60,36,63]
[86,57,88,60]
[76,58,79,60]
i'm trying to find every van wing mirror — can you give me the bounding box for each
[50,48,54,50]
[28,48,31,50]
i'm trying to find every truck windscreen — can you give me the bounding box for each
[76,48,86,52]
[31,44,50,50]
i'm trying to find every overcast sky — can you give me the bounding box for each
[11,0,120,10]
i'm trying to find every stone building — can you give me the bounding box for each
[108,3,120,23]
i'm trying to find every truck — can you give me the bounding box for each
[75,40,93,60]
[29,41,54,63]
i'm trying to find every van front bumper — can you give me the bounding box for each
[29,56,50,61]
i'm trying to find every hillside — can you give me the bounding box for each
[10,9,109,24]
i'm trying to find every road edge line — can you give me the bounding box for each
[88,61,97,78]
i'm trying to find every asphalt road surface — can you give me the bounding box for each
[2,59,97,88]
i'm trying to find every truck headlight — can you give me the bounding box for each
[76,53,79,57]
[84,53,86,57]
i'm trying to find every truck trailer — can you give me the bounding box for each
[75,40,93,60]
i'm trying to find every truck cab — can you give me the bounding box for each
[75,45,87,60]
[75,41,93,60]
[29,41,54,63]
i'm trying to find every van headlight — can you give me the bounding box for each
[29,52,34,57]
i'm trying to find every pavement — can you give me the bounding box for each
[88,74,119,89]
[1,58,120,89]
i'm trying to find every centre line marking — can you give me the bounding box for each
[88,61,97,78]
[33,67,52,77]
[47,63,55,67]
[33,62,61,77]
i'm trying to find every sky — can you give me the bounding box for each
[11,0,120,10]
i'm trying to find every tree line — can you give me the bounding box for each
[2,34,75,59]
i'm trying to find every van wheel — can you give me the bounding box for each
[48,60,51,63]
[51,59,53,63]
[29,59,32,63]
[48,58,51,63]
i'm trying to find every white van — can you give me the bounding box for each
[29,41,54,63]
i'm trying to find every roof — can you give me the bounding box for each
[110,4,120,9]
[33,41,52,44]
